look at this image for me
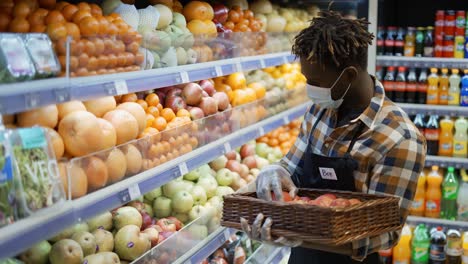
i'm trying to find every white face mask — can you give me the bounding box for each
[306,70,352,109]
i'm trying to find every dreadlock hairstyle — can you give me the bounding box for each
[292,9,374,70]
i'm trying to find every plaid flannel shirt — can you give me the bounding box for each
[279,80,427,260]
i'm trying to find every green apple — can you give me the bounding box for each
[183,169,201,181]
[197,164,212,177]
[143,187,162,202]
[19,240,51,264]
[49,239,83,264]
[114,225,151,261]
[272,148,284,159]
[190,185,207,205]
[172,12,187,28]
[255,143,270,158]
[216,186,235,198]
[49,223,89,243]
[187,224,208,240]
[250,168,260,177]
[153,196,172,218]
[267,153,279,163]
[206,196,223,214]
[196,176,218,198]
[144,203,153,217]
[182,180,195,192]
[186,48,197,64]
[173,212,189,223]
[216,168,234,186]
[163,180,193,198]
[92,229,114,253]
[87,211,113,231]
[188,205,207,223]
[83,252,120,264]
[209,156,227,171]
[71,231,97,256]
[207,216,221,233]
[172,191,194,213]
[113,206,142,230]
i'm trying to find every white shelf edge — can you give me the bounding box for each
[425,155,468,169]
[397,103,468,116]
[407,216,468,229]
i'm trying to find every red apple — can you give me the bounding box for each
[189,107,205,120]
[239,144,255,159]
[127,201,145,213]
[198,97,218,116]
[199,80,216,96]
[212,92,229,111]
[142,226,160,247]
[148,224,163,232]
[349,198,362,205]
[225,151,237,160]
[167,216,183,231]
[300,196,311,202]
[213,4,229,23]
[226,160,242,175]
[242,156,257,169]
[308,200,320,206]
[318,194,337,200]
[166,88,182,98]
[330,198,351,208]
[156,91,166,103]
[141,212,153,230]
[315,196,334,207]
[165,96,187,113]
[158,231,175,243]
[157,218,177,232]
[182,83,203,106]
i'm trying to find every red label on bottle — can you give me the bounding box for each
[394,81,406,92]
[425,129,440,141]
[383,81,394,91]
[417,83,428,92]
[395,40,404,47]
[426,199,441,213]
[377,40,384,46]
[407,83,417,92]
[385,40,395,47]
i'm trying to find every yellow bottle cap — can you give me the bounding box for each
[452,69,459,75]
[432,165,439,171]
[442,68,448,74]
[430,68,438,73]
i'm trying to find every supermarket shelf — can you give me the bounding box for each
[407,216,468,229]
[0,52,295,115]
[377,55,468,68]
[246,244,290,264]
[425,155,468,169]
[0,101,310,259]
[398,103,468,117]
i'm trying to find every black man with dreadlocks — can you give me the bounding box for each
[240,10,426,263]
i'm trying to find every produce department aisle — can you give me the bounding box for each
[0,101,311,259]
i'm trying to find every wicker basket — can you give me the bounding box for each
[221,188,402,246]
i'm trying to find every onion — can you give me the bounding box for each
[182,83,203,106]
[212,92,229,111]
[199,80,215,96]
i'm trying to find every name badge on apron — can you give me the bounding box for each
[318,167,338,180]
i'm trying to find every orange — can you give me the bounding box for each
[243,9,254,20]
[38,0,56,9]
[244,87,257,102]
[28,8,48,25]
[232,89,247,106]
[152,116,167,131]
[176,109,190,118]
[156,103,163,112]
[183,1,214,21]
[61,4,78,21]
[136,99,148,111]
[8,17,30,33]
[72,9,90,24]
[268,138,279,147]
[64,22,80,39]
[76,2,91,12]
[31,24,46,32]
[89,3,102,17]
[54,1,69,11]
[138,127,159,139]
[0,13,11,31]
[120,93,137,103]
[227,10,240,23]
[145,113,155,127]
[161,108,176,122]
[45,10,65,24]
[96,16,109,35]
[79,16,98,37]
[13,2,32,18]
[248,82,266,99]
[173,0,183,12]
[146,106,159,118]
[226,72,246,90]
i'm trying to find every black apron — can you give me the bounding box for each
[289,110,379,264]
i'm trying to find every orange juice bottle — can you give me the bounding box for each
[410,171,426,216]
[427,68,439,105]
[425,165,443,218]
[393,224,412,264]
[439,116,454,156]
[439,68,449,105]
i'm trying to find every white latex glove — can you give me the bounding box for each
[255,164,298,201]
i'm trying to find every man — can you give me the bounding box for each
[240,10,426,263]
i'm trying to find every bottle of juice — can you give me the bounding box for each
[412,224,430,264]
[425,165,442,218]
[410,171,426,216]
[427,68,440,105]
[453,117,468,158]
[438,117,454,156]
[462,231,468,264]
[439,68,449,105]
[462,69,468,106]
[457,169,468,221]
[448,69,461,105]
[441,167,459,220]
[446,229,463,264]
[393,224,411,264]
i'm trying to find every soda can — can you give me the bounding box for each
[435,10,445,36]
[456,10,466,36]
[445,10,456,36]
[443,35,455,57]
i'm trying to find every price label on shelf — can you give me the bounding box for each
[179,162,189,176]
[282,56,289,64]
[235,62,242,72]
[260,59,266,68]
[258,127,265,136]
[180,71,190,83]
[114,80,128,95]
[224,142,231,153]
[128,184,141,201]
[54,88,70,103]
[283,116,290,124]
[223,229,231,240]
[25,93,40,109]
[215,65,223,76]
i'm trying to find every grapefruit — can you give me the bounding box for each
[116,102,146,133]
[57,100,86,120]
[105,148,127,183]
[17,105,58,128]
[103,110,139,145]
[83,96,117,117]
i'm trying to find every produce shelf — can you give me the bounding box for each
[425,155,468,169]
[397,103,468,117]
[376,55,468,69]
[0,101,310,259]
[245,244,290,264]
[406,216,468,230]
[0,51,295,115]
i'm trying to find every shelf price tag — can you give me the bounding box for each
[25,93,40,109]
[128,184,141,200]
[283,116,290,124]
[235,62,243,72]
[54,88,70,103]
[114,80,128,95]
[215,65,223,76]
[282,56,289,64]
[260,59,266,68]
[224,142,231,153]
[258,127,265,137]
[179,162,189,176]
[180,71,190,83]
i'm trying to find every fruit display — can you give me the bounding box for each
[257,118,301,155]
[273,192,363,208]
[201,231,261,264]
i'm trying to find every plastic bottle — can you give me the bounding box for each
[441,167,459,220]
[385,26,397,56]
[384,66,396,101]
[412,224,430,264]
[410,171,426,216]
[406,68,417,103]
[379,248,393,264]
[395,66,407,103]
[425,115,440,156]
[414,114,426,134]
[395,28,405,56]
[439,68,449,105]
[457,169,468,221]
[425,165,442,218]
[446,229,463,264]
[418,69,428,104]
[453,117,468,158]
[429,227,447,264]
[438,117,454,156]
[449,69,461,105]
[404,27,416,57]
[377,26,385,55]
[462,231,468,264]
[393,224,411,264]
[461,70,468,106]
[427,68,440,105]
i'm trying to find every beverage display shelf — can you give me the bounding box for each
[397,103,468,117]
[425,155,468,169]
[0,102,310,259]
[0,52,294,115]
[406,216,468,229]
[377,56,468,69]
[245,244,290,264]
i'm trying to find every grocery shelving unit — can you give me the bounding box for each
[397,103,468,117]
[406,216,468,230]
[425,155,468,169]
[377,55,468,69]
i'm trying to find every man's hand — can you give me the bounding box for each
[256,164,297,201]
[240,213,302,247]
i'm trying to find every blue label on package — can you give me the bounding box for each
[0,156,13,184]
[18,128,47,149]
